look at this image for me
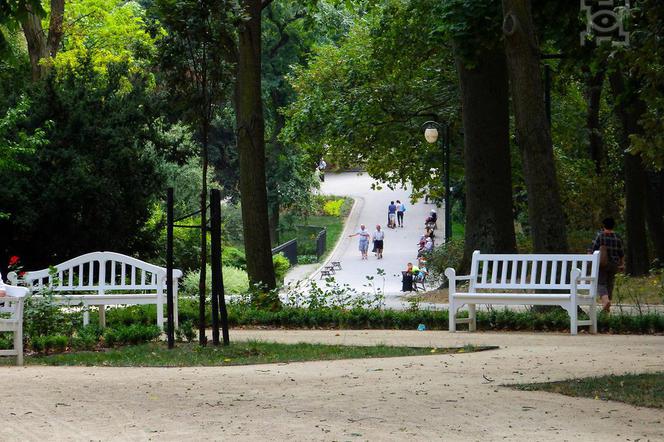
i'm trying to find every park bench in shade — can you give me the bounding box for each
[9,252,182,329]
[445,250,600,335]
[0,282,28,366]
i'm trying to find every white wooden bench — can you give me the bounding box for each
[9,252,182,330]
[445,250,599,335]
[0,281,29,366]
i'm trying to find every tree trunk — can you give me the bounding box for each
[236,0,277,293]
[456,46,517,270]
[585,68,605,173]
[623,154,649,275]
[645,171,664,265]
[21,0,65,81]
[609,69,650,276]
[502,0,568,253]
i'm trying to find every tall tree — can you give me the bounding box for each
[440,0,517,266]
[502,0,567,253]
[236,0,278,295]
[609,68,650,276]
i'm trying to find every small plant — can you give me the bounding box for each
[297,255,318,265]
[322,199,345,217]
[272,253,291,282]
[175,320,196,343]
[103,324,161,347]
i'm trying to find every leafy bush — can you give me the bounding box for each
[103,324,161,347]
[175,319,196,343]
[71,325,103,351]
[273,253,291,282]
[297,254,318,265]
[23,289,80,342]
[182,264,250,297]
[222,247,246,270]
[323,199,345,217]
[427,238,464,284]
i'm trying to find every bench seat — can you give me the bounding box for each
[446,250,600,335]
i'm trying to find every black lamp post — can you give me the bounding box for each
[422,121,451,243]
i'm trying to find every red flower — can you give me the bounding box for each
[8,256,20,266]
[18,271,25,277]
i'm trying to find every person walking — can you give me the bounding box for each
[372,224,385,259]
[591,217,625,313]
[387,201,397,229]
[349,224,371,260]
[396,200,406,227]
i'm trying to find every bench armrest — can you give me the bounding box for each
[577,276,596,282]
[452,275,472,281]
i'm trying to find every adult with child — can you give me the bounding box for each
[349,224,371,260]
[387,201,397,228]
[372,224,385,259]
[591,217,625,313]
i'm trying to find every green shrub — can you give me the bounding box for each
[103,324,161,347]
[222,247,246,270]
[422,238,464,283]
[0,333,12,350]
[322,199,345,217]
[182,264,250,297]
[45,335,68,352]
[71,325,102,351]
[272,253,291,282]
[175,319,196,343]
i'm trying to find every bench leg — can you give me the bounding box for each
[14,326,23,367]
[569,304,578,335]
[98,306,106,328]
[157,299,164,330]
[589,302,597,334]
[449,300,456,332]
[468,304,477,332]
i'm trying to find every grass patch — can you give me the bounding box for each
[514,372,664,409]
[8,341,487,367]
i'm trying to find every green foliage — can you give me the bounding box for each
[322,198,345,217]
[0,95,47,173]
[426,238,464,283]
[0,57,167,265]
[54,0,160,73]
[102,324,161,347]
[222,247,247,270]
[283,0,459,199]
[272,253,291,282]
[182,264,250,297]
[175,320,196,343]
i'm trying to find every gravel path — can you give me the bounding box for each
[1,330,662,441]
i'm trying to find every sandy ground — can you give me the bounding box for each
[1,330,663,441]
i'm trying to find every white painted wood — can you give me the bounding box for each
[445,251,600,335]
[8,252,182,330]
[0,277,28,366]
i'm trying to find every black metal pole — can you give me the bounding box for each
[544,64,552,125]
[166,187,175,349]
[444,124,452,243]
[217,198,230,346]
[210,189,221,346]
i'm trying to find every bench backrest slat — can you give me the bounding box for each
[12,252,182,294]
[470,251,599,291]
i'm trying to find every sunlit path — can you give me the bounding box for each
[291,172,443,305]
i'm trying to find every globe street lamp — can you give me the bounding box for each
[422,121,451,243]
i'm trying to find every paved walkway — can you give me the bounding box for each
[284,172,441,306]
[1,330,662,440]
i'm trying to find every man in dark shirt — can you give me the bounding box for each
[591,217,625,313]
